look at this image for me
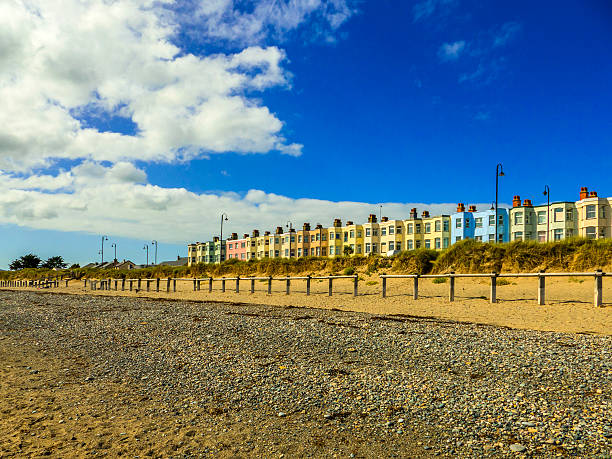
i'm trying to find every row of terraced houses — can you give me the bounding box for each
[187,187,611,265]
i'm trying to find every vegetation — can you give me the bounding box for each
[9,254,42,270]
[2,238,610,280]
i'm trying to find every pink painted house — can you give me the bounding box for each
[226,233,248,261]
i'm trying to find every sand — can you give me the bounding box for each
[6,274,611,335]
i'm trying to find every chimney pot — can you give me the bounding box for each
[276,226,283,234]
[523,199,533,207]
[468,205,476,212]
[303,222,311,231]
[457,203,465,212]
[243,233,249,239]
[580,187,589,200]
[421,211,430,218]
[347,220,354,225]
[333,218,342,227]
[590,191,598,197]
[512,196,521,208]
[381,216,389,222]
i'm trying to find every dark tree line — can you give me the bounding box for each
[9,254,67,270]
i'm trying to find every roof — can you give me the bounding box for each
[158,257,188,267]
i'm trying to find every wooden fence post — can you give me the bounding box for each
[236,276,240,293]
[413,276,419,300]
[221,278,226,293]
[156,278,160,292]
[538,272,546,305]
[306,275,311,296]
[193,279,197,291]
[595,270,603,307]
[382,277,386,298]
[129,280,133,291]
[121,278,126,291]
[173,279,176,292]
[250,278,255,294]
[197,279,201,291]
[353,275,358,297]
[84,279,87,288]
[166,277,171,292]
[146,280,151,292]
[286,277,290,295]
[449,272,455,302]
[137,278,142,291]
[328,277,333,297]
[66,279,69,288]
[490,272,497,304]
[267,276,272,294]
[209,277,213,293]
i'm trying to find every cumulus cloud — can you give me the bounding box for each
[413,0,457,22]
[0,164,470,244]
[438,40,466,61]
[0,0,304,172]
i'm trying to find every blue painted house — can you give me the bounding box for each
[451,204,509,244]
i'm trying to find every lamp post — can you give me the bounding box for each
[495,164,505,244]
[286,221,293,259]
[543,185,550,243]
[143,244,149,267]
[220,213,229,262]
[379,204,383,221]
[100,236,109,264]
[111,243,117,262]
[151,240,158,265]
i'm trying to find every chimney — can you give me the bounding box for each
[347,220,354,226]
[177,255,180,260]
[409,208,418,219]
[252,229,260,237]
[523,199,533,207]
[231,232,238,240]
[333,218,342,227]
[264,231,270,236]
[303,222,311,231]
[243,233,249,239]
[580,187,589,200]
[422,211,430,218]
[276,226,284,234]
[213,236,219,242]
[512,195,521,208]
[590,191,598,197]
[468,205,476,212]
[381,216,389,222]
[457,203,465,213]
[315,224,323,229]
[368,214,378,223]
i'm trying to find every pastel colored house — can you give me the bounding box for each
[576,187,612,239]
[280,228,297,258]
[363,214,381,255]
[422,212,451,250]
[451,204,508,244]
[226,233,248,261]
[266,227,284,258]
[379,216,404,255]
[509,196,577,242]
[327,219,344,257]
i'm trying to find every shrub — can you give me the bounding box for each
[343,267,355,276]
[432,277,447,284]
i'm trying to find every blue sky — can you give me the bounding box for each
[1,0,611,268]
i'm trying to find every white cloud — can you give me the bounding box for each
[413,0,457,22]
[0,164,473,244]
[190,0,357,44]
[438,41,466,61]
[493,21,521,47]
[0,0,305,172]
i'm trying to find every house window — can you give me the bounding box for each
[373,243,378,253]
[291,236,295,242]
[329,232,334,240]
[465,218,470,228]
[554,229,563,241]
[443,238,449,248]
[241,253,245,259]
[350,230,355,238]
[514,213,523,225]
[513,231,523,241]
[435,220,441,232]
[381,227,387,236]
[396,242,401,250]
[586,205,596,219]
[389,241,395,251]
[275,238,279,244]
[322,234,327,241]
[316,234,320,241]
[415,241,421,248]
[586,227,596,239]
[356,245,362,254]
[366,228,371,237]
[241,242,246,248]
[298,235,302,243]
[408,240,413,250]
[498,215,504,224]
[425,240,431,248]
[415,224,421,234]
[538,231,546,242]
[284,249,289,256]
[311,235,315,242]
[373,229,378,236]
[566,210,573,221]
[407,224,413,234]
[489,233,495,242]
[396,226,402,234]
[455,236,462,242]
[298,248,302,257]
[537,211,546,224]
[489,215,495,225]
[424,223,431,233]
[435,238,441,249]
[316,247,320,256]
[329,246,334,255]
[228,243,233,249]
[475,217,483,228]
[365,243,371,253]
[475,236,483,242]
[389,226,395,235]
[456,219,462,228]
[357,230,362,237]
[554,208,563,222]
[321,248,326,256]
[344,232,348,242]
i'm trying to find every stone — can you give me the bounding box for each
[509,444,526,453]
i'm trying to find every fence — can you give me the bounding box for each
[379,270,607,307]
[1,271,608,307]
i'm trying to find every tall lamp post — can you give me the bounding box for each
[143,244,149,267]
[286,221,293,259]
[111,243,117,262]
[543,185,550,242]
[100,236,109,264]
[151,240,158,265]
[220,213,229,262]
[379,205,383,221]
[495,164,505,244]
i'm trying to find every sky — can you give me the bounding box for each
[1,0,611,268]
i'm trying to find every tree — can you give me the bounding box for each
[69,263,80,269]
[9,253,41,270]
[343,245,354,256]
[42,256,67,269]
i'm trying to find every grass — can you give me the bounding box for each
[3,238,610,280]
[432,277,447,284]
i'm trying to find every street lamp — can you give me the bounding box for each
[495,164,505,244]
[111,243,117,262]
[543,185,550,243]
[220,213,229,262]
[143,244,149,267]
[286,221,293,259]
[151,240,158,265]
[379,204,383,221]
[100,236,109,264]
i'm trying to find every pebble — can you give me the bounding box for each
[510,443,526,452]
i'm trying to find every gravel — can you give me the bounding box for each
[1,290,611,457]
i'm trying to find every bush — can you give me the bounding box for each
[343,267,355,275]
[432,277,447,284]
